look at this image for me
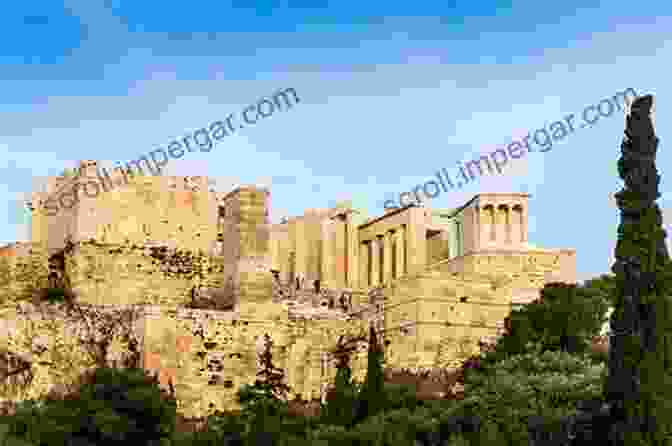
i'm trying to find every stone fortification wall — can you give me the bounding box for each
[141,305,371,418]
[63,241,226,306]
[383,270,509,370]
[440,250,577,287]
[0,302,145,403]
[0,244,49,305]
[0,302,372,420]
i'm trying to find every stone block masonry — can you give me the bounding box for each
[0,301,371,419]
[61,241,227,306]
[218,186,274,319]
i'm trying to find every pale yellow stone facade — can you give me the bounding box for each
[0,160,576,417]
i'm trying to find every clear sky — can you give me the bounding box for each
[0,0,670,283]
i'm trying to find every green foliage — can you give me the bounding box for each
[606,94,672,444]
[0,422,35,446]
[453,347,605,444]
[165,347,605,445]
[380,382,420,412]
[320,363,358,427]
[490,281,611,362]
[253,334,290,402]
[353,325,386,425]
[230,333,298,441]
[40,287,70,304]
[237,380,288,420]
[186,410,245,446]
[587,343,609,365]
[583,273,618,306]
[2,367,177,446]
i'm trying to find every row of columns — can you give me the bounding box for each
[361,226,407,288]
[479,204,527,247]
[319,208,427,289]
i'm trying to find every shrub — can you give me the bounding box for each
[3,366,177,446]
[320,364,358,426]
[234,333,295,441]
[488,281,611,363]
[380,382,420,412]
[452,347,605,444]
[39,287,73,304]
[188,410,245,446]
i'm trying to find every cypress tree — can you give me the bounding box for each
[606,94,672,445]
[354,324,385,424]
[324,336,359,426]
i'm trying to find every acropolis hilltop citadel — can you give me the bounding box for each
[0,159,576,417]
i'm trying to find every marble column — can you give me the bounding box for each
[359,241,369,289]
[320,220,332,288]
[370,238,379,287]
[504,204,512,244]
[334,218,346,288]
[481,205,494,247]
[295,219,306,279]
[510,205,521,246]
[377,235,385,285]
[496,205,507,247]
[346,213,358,289]
[383,231,393,285]
[396,228,405,278]
[390,229,397,280]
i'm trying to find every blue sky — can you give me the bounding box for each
[1,0,670,282]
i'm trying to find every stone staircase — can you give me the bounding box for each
[271,278,372,321]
